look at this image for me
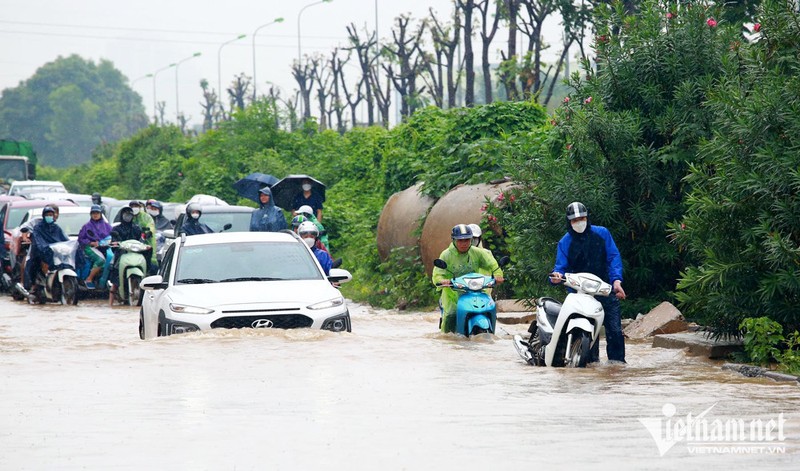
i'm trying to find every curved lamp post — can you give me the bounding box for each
[174,52,201,122]
[218,34,247,109]
[152,63,176,124]
[252,18,284,101]
[297,0,333,117]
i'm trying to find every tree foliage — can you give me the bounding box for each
[0,55,148,167]
[673,0,800,336]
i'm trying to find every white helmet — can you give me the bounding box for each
[297,221,319,238]
[297,205,314,217]
[467,224,482,238]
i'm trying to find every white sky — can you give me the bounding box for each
[0,0,571,128]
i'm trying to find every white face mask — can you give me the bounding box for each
[571,220,587,233]
[302,184,312,192]
[303,237,315,248]
[131,207,140,215]
[190,212,201,220]
[147,209,159,217]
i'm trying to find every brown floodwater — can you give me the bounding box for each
[1,295,798,470]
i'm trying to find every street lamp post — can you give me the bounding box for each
[152,63,175,124]
[174,52,202,122]
[252,17,284,101]
[218,34,247,111]
[297,0,333,117]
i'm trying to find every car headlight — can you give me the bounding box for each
[307,296,344,310]
[169,303,215,314]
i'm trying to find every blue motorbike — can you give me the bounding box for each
[433,256,509,336]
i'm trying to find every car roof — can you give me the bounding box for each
[180,230,298,247]
[5,199,79,208]
[186,204,255,214]
[10,180,65,186]
[25,205,90,214]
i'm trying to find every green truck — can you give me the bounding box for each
[0,139,37,194]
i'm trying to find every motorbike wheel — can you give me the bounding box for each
[470,326,491,336]
[127,275,142,306]
[528,328,546,366]
[60,276,79,305]
[566,331,591,368]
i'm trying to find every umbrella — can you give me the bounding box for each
[270,174,326,211]
[232,172,280,203]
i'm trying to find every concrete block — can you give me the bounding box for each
[652,332,743,359]
[624,301,688,339]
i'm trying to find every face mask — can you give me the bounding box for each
[302,184,312,192]
[132,207,140,215]
[190,212,200,220]
[571,220,587,233]
[303,237,315,248]
[122,214,134,223]
[147,209,159,217]
[44,216,54,224]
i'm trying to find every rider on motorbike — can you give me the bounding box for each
[25,206,68,297]
[549,202,626,363]
[431,224,504,333]
[146,199,173,231]
[298,221,332,275]
[296,205,328,250]
[180,203,214,236]
[129,200,158,273]
[109,206,144,295]
[78,204,112,289]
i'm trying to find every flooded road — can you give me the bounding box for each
[1,295,798,470]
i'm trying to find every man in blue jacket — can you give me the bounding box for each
[549,202,627,363]
[250,187,287,232]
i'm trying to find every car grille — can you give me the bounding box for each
[210,314,313,329]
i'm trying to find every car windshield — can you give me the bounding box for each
[12,184,66,195]
[175,241,323,284]
[180,211,252,233]
[57,213,91,237]
[9,207,38,229]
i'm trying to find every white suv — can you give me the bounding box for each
[139,231,352,339]
[8,180,67,197]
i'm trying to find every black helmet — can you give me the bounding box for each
[91,192,102,203]
[566,202,588,221]
[451,224,473,240]
[42,206,55,217]
[186,203,202,218]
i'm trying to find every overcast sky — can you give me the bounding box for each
[0,0,569,128]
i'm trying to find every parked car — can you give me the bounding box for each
[167,204,255,238]
[139,231,353,339]
[7,180,67,197]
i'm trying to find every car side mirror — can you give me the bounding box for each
[328,268,352,284]
[142,274,167,290]
[162,229,175,239]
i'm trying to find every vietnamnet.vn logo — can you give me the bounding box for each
[639,403,787,456]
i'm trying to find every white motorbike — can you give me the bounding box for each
[513,272,612,367]
[29,240,80,305]
[110,239,150,306]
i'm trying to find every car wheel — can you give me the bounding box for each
[138,309,145,340]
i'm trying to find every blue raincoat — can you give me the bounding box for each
[250,187,288,232]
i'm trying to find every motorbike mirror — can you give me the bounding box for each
[433,259,448,270]
[221,223,233,232]
[498,256,510,267]
[331,258,343,269]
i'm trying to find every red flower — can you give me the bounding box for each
[566,144,573,150]
[509,195,516,203]
[753,23,761,32]
[497,193,505,201]
[666,12,674,20]
[563,96,570,103]
[550,119,557,126]
[480,204,488,212]
[584,96,593,104]
[680,223,686,230]
[707,18,717,27]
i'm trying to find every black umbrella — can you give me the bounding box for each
[270,174,326,210]
[232,172,279,203]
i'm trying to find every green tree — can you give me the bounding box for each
[674,0,800,336]
[0,54,148,167]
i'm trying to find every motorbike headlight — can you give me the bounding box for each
[308,296,344,310]
[169,303,214,314]
[581,278,601,293]
[465,277,485,291]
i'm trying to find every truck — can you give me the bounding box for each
[0,139,38,194]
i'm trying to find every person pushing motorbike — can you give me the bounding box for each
[432,224,504,333]
[549,202,626,364]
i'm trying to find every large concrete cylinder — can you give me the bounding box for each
[376,182,434,261]
[419,181,515,275]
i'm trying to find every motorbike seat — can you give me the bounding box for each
[540,297,562,327]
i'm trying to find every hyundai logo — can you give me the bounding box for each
[252,319,274,329]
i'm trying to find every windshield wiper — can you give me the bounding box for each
[219,276,283,282]
[176,278,217,284]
